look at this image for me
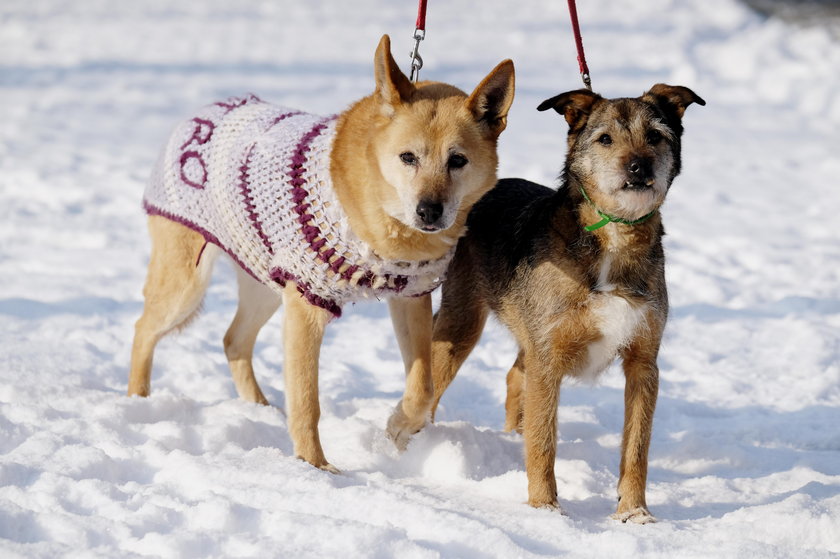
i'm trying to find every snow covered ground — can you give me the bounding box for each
[1,0,839,556]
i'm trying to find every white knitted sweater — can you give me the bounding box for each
[144,94,452,317]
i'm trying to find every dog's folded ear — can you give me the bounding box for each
[537,90,601,132]
[466,59,516,138]
[644,84,705,117]
[374,34,416,112]
[643,84,705,136]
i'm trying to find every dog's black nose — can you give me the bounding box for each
[628,158,653,179]
[416,200,444,226]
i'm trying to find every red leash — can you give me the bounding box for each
[567,0,592,90]
[415,0,428,31]
[409,0,429,82]
[408,0,591,89]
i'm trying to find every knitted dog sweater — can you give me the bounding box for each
[144,94,452,317]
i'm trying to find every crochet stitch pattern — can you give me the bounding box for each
[144,95,453,318]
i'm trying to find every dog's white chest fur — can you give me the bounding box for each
[578,255,646,380]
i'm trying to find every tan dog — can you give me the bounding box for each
[128,35,515,472]
[430,85,704,521]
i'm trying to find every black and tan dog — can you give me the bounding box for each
[429,84,704,522]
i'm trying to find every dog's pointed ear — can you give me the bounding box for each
[537,89,601,132]
[374,34,415,111]
[643,84,705,135]
[466,59,516,138]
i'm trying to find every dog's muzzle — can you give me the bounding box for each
[623,158,655,191]
[416,199,444,232]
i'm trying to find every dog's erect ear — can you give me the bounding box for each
[643,84,705,135]
[374,35,415,110]
[466,59,516,138]
[537,89,601,132]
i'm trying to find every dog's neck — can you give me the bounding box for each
[564,182,664,293]
[569,183,661,247]
[328,100,467,263]
[576,185,658,232]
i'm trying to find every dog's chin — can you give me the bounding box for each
[613,182,664,220]
[396,206,458,235]
[410,218,454,235]
[387,210,451,235]
[622,180,653,192]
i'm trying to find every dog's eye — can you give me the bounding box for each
[400,152,418,166]
[646,130,663,145]
[448,154,468,169]
[597,134,612,146]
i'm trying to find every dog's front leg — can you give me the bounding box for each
[523,356,563,510]
[282,284,337,473]
[613,339,660,524]
[386,294,434,450]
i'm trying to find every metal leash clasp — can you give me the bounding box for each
[409,28,425,82]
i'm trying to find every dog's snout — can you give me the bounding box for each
[627,158,653,179]
[416,200,444,226]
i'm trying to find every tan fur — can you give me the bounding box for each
[430,85,703,521]
[128,215,218,398]
[331,40,514,261]
[128,35,515,472]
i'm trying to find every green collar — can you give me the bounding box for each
[578,186,657,232]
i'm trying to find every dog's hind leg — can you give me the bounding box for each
[223,268,280,405]
[503,350,526,433]
[612,331,661,524]
[129,216,218,397]
[429,266,489,421]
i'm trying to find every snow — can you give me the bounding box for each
[1,0,839,556]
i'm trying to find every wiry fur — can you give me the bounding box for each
[430,84,704,522]
[128,35,515,471]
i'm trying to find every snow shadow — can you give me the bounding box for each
[673,296,840,321]
[0,296,141,319]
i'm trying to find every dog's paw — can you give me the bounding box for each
[318,462,341,475]
[527,499,568,516]
[297,455,341,475]
[611,507,656,524]
[538,502,567,514]
[385,402,425,451]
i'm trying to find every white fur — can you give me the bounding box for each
[577,292,646,381]
[596,253,616,292]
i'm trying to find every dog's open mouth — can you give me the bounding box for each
[622,180,654,192]
[420,225,442,233]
